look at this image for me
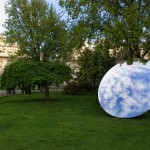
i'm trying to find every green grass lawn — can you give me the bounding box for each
[0,92,150,150]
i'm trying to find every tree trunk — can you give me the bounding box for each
[25,85,31,94]
[44,81,49,101]
[39,86,44,93]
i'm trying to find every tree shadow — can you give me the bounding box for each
[0,95,63,105]
[131,111,150,120]
[14,98,63,104]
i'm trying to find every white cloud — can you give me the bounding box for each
[0,0,8,33]
[98,61,150,118]
[133,80,147,91]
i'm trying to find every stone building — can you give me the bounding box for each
[0,34,18,74]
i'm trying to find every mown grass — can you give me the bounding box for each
[0,92,150,150]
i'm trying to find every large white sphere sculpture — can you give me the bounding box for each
[98,61,150,118]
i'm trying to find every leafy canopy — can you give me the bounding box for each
[77,46,115,89]
[59,0,150,63]
[4,0,70,62]
[3,0,73,100]
[1,59,72,90]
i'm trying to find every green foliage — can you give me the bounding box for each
[4,0,70,62]
[60,0,150,62]
[77,47,115,90]
[1,60,31,89]
[4,0,72,99]
[63,81,83,95]
[1,59,72,91]
[46,63,71,85]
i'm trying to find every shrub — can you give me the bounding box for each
[63,81,84,95]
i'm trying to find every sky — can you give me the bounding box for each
[0,0,60,33]
[98,61,150,118]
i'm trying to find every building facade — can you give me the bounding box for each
[0,34,18,74]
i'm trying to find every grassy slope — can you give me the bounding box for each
[0,92,150,150]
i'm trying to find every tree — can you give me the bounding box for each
[1,59,35,94]
[59,0,150,63]
[1,59,72,100]
[4,0,71,100]
[5,0,69,62]
[77,46,115,90]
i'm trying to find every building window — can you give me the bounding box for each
[0,61,2,68]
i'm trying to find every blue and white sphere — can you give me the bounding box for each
[98,61,150,118]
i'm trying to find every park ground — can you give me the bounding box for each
[0,91,150,150]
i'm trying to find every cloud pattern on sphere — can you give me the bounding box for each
[98,61,150,118]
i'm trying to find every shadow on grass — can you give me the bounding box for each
[18,98,63,103]
[12,98,63,104]
[99,110,150,120]
[94,99,150,120]
[130,111,150,120]
[0,94,63,104]
[1,92,150,120]
[91,101,114,118]
[94,95,150,120]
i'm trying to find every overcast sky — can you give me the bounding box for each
[0,0,60,33]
